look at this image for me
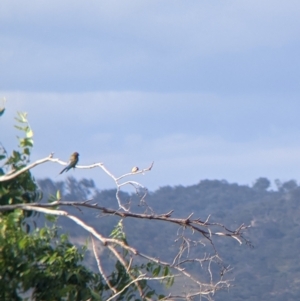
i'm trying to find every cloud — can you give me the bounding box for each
[2,91,300,142]
[1,1,300,192]
[2,1,299,51]
[1,0,300,93]
[2,91,300,191]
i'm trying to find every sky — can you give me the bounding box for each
[1,0,300,192]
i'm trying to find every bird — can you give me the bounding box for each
[59,152,79,174]
[131,166,139,173]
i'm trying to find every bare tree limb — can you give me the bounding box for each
[0,150,250,300]
[1,202,241,300]
[0,154,153,211]
[91,237,117,295]
[0,200,245,300]
[0,201,249,245]
[0,153,54,181]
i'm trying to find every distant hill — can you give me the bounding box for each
[37,177,300,301]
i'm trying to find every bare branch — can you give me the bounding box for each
[2,201,242,300]
[0,154,154,210]
[0,153,54,182]
[106,273,174,301]
[0,201,249,244]
[115,161,154,181]
[91,237,117,294]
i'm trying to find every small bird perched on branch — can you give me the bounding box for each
[59,152,79,174]
[131,166,139,173]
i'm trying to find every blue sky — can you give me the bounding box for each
[1,1,300,191]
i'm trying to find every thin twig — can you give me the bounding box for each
[91,236,117,294]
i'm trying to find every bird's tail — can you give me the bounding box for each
[59,167,67,174]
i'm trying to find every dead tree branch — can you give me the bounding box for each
[0,199,250,300]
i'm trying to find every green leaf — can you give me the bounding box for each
[0,97,6,117]
[17,112,28,123]
[145,290,155,298]
[163,266,169,277]
[14,125,27,131]
[0,107,5,116]
[48,253,58,264]
[45,214,58,223]
[26,128,34,138]
[166,275,174,288]
[39,227,47,237]
[153,266,161,277]
[24,147,30,155]
[39,256,49,264]
[18,237,28,249]
[90,290,101,300]
[60,233,68,242]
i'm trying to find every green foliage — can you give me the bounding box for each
[0,112,104,300]
[106,220,173,300]
[108,221,173,300]
[143,263,174,288]
[0,112,39,208]
[110,220,126,241]
[0,210,104,301]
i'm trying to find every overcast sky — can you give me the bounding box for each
[1,0,300,191]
